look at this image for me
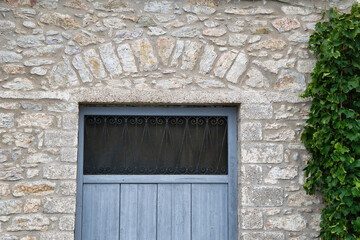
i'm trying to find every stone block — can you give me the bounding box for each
[43,197,76,214]
[242,143,283,163]
[242,232,285,240]
[60,148,78,162]
[242,186,283,206]
[241,209,263,229]
[241,122,262,141]
[17,113,54,129]
[0,200,22,215]
[241,104,273,120]
[267,214,306,231]
[24,199,41,213]
[241,165,262,184]
[7,214,49,231]
[265,166,298,183]
[287,191,322,206]
[12,181,55,197]
[43,165,76,180]
[44,131,77,147]
[59,181,77,196]
[39,232,74,240]
[0,113,14,128]
[59,215,75,230]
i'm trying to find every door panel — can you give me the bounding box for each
[157,184,191,240]
[82,184,120,240]
[192,184,228,240]
[137,184,157,240]
[120,184,157,240]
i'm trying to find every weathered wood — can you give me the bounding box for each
[82,184,120,240]
[192,184,228,240]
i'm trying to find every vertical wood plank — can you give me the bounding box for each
[137,184,157,240]
[82,184,120,240]
[157,184,191,240]
[192,184,228,240]
[172,184,191,240]
[120,184,138,240]
[157,184,172,240]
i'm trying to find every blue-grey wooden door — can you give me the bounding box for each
[76,107,238,240]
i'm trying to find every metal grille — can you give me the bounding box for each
[83,115,228,175]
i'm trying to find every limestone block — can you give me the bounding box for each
[241,104,273,120]
[43,197,76,214]
[0,52,22,63]
[241,209,263,229]
[241,122,262,141]
[12,181,55,197]
[226,51,248,83]
[17,113,54,129]
[3,78,34,91]
[7,214,50,231]
[44,131,77,147]
[0,200,22,215]
[181,41,202,70]
[267,214,306,231]
[83,49,107,79]
[213,51,237,78]
[242,143,283,164]
[0,113,14,128]
[199,44,217,74]
[117,44,138,73]
[242,186,283,206]
[43,165,76,180]
[156,36,175,66]
[241,165,263,184]
[99,43,122,77]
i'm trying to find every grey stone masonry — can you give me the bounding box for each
[1,0,354,239]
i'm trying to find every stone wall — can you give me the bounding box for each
[0,0,356,239]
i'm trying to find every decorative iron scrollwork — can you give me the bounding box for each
[84,115,228,175]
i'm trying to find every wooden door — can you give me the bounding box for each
[75,107,238,240]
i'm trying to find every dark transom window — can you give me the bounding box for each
[83,115,228,175]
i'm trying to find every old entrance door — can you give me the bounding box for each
[75,107,238,240]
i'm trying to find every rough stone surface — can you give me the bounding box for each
[172,27,199,38]
[267,214,307,231]
[272,17,301,32]
[72,55,93,83]
[7,214,50,231]
[242,143,283,163]
[226,51,248,83]
[0,200,22,215]
[3,78,34,91]
[117,44,138,73]
[43,197,76,213]
[131,38,158,72]
[0,51,22,63]
[213,51,237,78]
[17,113,54,129]
[12,181,55,197]
[199,44,217,74]
[156,36,175,66]
[40,13,80,29]
[99,43,122,77]
[181,41,202,70]
[43,165,76,180]
[83,49,107,79]
[242,186,283,206]
[241,209,264,229]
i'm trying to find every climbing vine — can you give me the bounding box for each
[301,3,360,239]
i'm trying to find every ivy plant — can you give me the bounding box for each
[301,3,360,239]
